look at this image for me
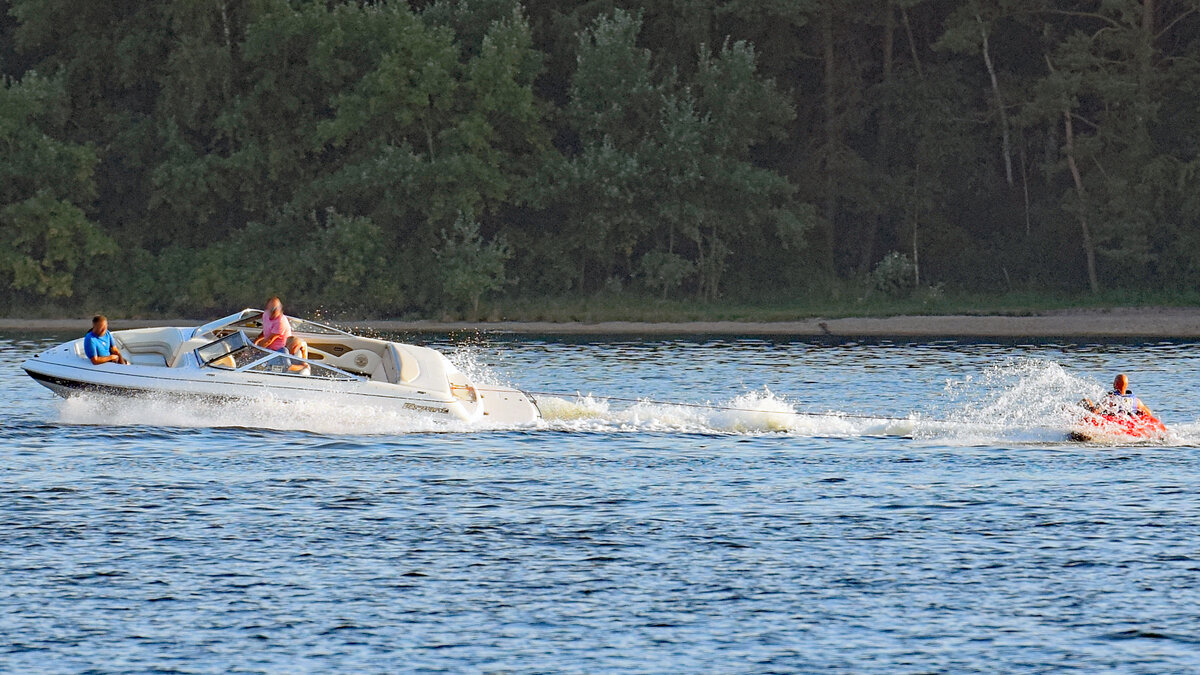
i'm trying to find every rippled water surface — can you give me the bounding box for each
[3,331,1200,672]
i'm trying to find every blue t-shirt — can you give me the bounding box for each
[83,330,113,360]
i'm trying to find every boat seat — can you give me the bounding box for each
[112,328,186,362]
[125,352,169,367]
[75,327,182,367]
[381,344,420,384]
[332,349,381,377]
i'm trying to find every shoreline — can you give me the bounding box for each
[4,307,1200,337]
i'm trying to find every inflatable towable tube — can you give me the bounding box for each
[1069,412,1167,442]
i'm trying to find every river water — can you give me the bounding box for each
[3,331,1199,672]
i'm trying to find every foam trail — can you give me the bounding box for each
[56,392,477,435]
[709,390,802,432]
[537,388,914,437]
[51,353,1167,444]
[536,395,612,423]
[1164,421,1200,447]
[532,359,1188,444]
[932,357,1143,444]
[53,387,917,438]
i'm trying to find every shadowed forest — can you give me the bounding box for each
[2,1,1199,318]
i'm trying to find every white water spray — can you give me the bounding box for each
[51,352,1191,445]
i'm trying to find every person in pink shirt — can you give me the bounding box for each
[254,296,292,352]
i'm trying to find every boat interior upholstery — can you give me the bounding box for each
[111,328,189,367]
[106,326,426,386]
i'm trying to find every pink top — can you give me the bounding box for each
[260,311,292,350]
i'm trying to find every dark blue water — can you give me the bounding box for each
[3,332,1200,672]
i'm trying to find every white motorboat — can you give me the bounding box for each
[21,309,540,425]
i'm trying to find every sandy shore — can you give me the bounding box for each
[4,307,1200,337]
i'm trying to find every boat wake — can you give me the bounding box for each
[56,391,482,435]
[50,356,1198,445]
[534,389,916,436]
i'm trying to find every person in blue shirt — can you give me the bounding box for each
[84,315,129,366]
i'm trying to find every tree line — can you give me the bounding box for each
[2,0,1198,316]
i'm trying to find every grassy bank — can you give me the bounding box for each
[6,287,1200,323]
[477,288,1200,324]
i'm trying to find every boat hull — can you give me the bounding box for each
[23,354,539,426]
[21,313,541,426]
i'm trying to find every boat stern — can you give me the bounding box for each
[476,386,541,425]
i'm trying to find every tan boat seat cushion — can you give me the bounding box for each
[337,349,382,377]
[385,344,420,384]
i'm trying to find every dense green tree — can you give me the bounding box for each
[0,72,112,299]
[8,0,170,243]
[537,9,805,299]
[434,208,511,318]
[2,0,1200,315]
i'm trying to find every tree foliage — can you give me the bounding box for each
[0,72,112,297]
[435,209,511,318]
[2,0,1200,315]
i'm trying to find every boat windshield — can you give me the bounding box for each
[194,332,359,380]
[245,354,356,380]
[200,309,353,337]
[195,331,254,366]
[192,309,260,338]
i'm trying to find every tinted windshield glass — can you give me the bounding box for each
[227,314,347,336]
[202,346,267,371]
[197,310,352,337]
[247,355,356,380]
[289,318,349,336]
[195,332,253,365]
[228,316,263,331]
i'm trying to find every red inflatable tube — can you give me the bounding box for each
[1069,412,1167,442]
